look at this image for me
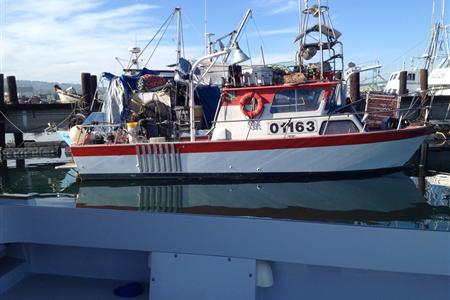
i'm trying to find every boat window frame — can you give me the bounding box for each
[269,87,325,114]
[319,120,359,135]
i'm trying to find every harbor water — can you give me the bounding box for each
[1,161,449,232]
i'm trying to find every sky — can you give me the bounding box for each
[0,0,439,83]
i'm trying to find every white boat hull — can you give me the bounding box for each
[71,126,431,180]
[56,90,82,104]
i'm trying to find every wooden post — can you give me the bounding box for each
[0,73,4,105]
[7,75,24,167]
[349,72,360,103]
[398,71,407,95]
[13,132,25,167]
[419,69,428,92]
[0,74,6,167]
[81,72,91,110]
[6,76,18,104]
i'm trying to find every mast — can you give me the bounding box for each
[295,0,342,80]
[424,0,450,70]
[175,7,182,63]
[317,0,324,80]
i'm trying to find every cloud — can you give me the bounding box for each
[253,0,299,16]
[0,0,199,82]
[255,27,299,37]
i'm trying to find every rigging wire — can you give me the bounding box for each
[250,16,266,50]
[134,10,176,66]
[244,30,253,66]
[143,13,175,68]
[180,14,185,58]
[183,12,206,47]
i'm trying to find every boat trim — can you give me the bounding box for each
[71,126,432,157]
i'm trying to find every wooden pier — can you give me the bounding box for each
[0,73,96,166]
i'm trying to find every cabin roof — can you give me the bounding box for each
[223,81,339,93]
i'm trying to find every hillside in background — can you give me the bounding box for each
[2,80,82,96]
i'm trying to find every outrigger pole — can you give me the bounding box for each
[189,50,229,141]
[188,9,253,141]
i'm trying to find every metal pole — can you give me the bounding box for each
[204,0,208,55]
[189,50,229,141]
[176,7,182,62]
[232,9,252,46]
[223,9,252,63]
[317,0,324,80]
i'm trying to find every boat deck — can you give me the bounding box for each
[1,274,148,300]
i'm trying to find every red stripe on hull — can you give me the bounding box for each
[71,126,431,157]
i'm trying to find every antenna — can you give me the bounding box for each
[298,0,303,47]
[204,0,208,55]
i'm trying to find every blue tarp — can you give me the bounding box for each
[102,68,163,93]
[195,85,221,128]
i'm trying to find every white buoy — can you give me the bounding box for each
[256,260,274,288]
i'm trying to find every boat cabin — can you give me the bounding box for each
[212,81,363,141]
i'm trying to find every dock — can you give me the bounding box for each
[0,73,97,165]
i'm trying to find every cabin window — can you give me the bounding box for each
[319,120,359,135]
[270,88,323,113]
[407,73,416,81]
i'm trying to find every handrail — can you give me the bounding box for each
[211,105,428,124]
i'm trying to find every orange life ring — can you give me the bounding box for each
[239,92,264,118]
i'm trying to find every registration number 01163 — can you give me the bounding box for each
[268,120,318,135]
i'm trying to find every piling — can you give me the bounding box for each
[0,74,6,167]
[7,76,24,167]
[89,75,97,100]
[349,72,360,103]
[0,74,3,104]
[81,72,92,109]
[398,71,407,96]
[419,69,428,92]
[417,142,429,195]
[6,76,18,104]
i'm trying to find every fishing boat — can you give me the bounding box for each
[384,0,450,125]
[68,3,432,180]
[54,84,83,104]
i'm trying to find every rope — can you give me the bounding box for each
[0,109,25,134]
[251,16,266,49]
[183,12,205,45]
[0,103,78,136]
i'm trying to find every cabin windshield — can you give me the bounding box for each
[270,88,323,113]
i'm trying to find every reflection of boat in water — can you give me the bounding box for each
[425,173,450,206]
[76,173,428,222]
